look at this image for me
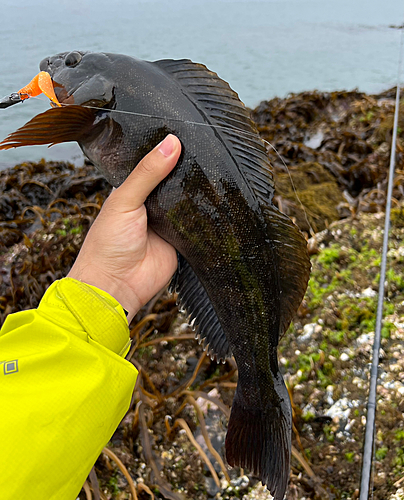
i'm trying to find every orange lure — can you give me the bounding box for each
[18,71,61,107]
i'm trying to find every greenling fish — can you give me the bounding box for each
[0,51,311,499]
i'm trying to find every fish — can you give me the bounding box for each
[0,51,311,499]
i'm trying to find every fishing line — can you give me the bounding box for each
[262,140,315,235]
[28,94,314,232]
[359,23,404,500]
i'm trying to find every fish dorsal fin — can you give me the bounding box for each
[170,254,232,362]
[156,59,311,336]
[154,59,275,202]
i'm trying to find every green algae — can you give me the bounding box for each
[274,163,344,232]
[278,201,404,499]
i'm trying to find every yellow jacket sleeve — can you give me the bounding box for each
[0,278,138,500]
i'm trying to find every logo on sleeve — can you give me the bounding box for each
[1,360,19,375]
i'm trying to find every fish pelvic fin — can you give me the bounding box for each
[225,390,291,500]
[0,105,97,150]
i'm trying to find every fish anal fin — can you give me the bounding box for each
[0,105,97,150]
[171,254,231,362]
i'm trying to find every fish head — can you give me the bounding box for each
[39,51,116,108]
[0,51,154,186]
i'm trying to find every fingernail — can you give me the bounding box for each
[158,134,174,157]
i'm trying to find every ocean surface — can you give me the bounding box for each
[0,0,403,169]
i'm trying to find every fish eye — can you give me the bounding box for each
[65,51,82,68]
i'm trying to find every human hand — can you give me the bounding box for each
[68,134,182,322]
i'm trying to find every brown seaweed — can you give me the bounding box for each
[0,159,111,323]
[251,88,404,233]
[1,87,404,500]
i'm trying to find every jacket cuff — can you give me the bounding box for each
[38,278,131,356]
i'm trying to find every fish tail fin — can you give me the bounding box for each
[225,389,291,500]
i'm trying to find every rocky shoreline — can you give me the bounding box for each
[252,88,404,234]
[1,89,404,500]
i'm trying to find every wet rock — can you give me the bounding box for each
[205,476,220,497]
[361,287,377,298]
[0,227,22,248]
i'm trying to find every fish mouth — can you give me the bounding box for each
[52,79,115,109]
[52,81,78,106]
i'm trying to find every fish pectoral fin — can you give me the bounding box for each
[170,254,231,362]
[0,105,97,150]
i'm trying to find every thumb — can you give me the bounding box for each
[114,134,182,212]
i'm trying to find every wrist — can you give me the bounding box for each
[67,265,141,323]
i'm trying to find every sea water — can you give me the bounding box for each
[0,0,403,169]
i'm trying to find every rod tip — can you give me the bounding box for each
[0,93,23,109]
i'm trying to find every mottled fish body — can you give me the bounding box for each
[0,51,311,499]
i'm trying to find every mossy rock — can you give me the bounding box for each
[274,161,344,232]
[390,206,404,227]
[375,100,404,142]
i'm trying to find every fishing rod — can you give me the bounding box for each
[359,25,404,500]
